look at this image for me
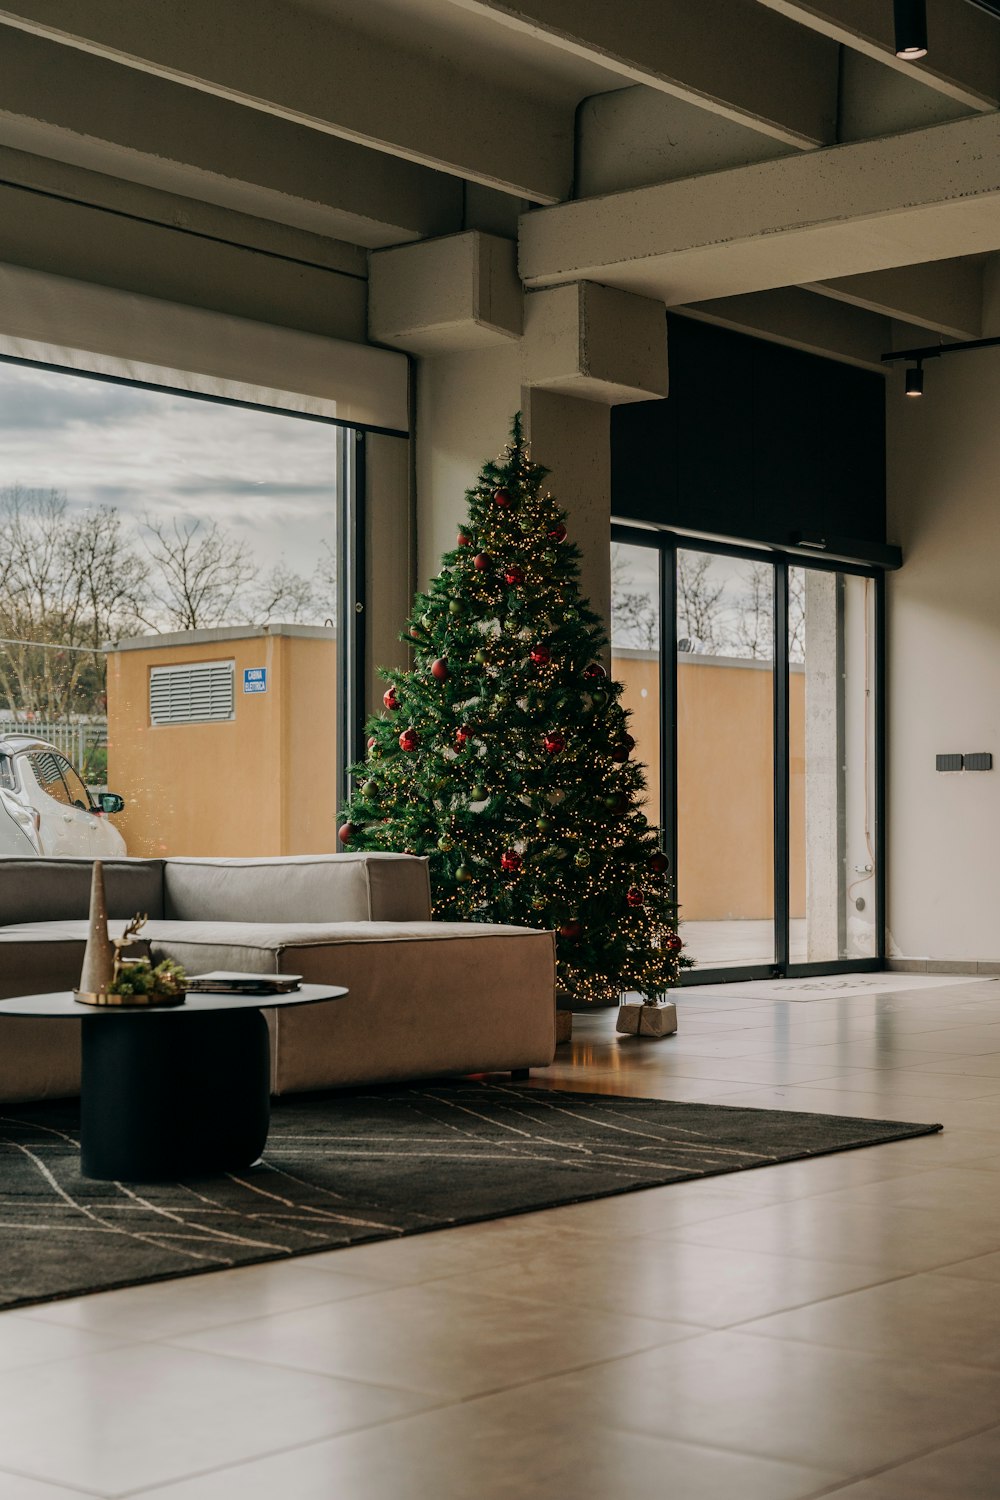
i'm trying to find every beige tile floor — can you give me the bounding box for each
[4,975,1000,1497]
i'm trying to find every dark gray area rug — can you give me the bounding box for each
[0,1082,941,1309]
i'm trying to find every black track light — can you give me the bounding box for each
[894,0,928,59]
[905,362,924,397]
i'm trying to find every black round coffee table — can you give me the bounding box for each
[0,985,347,1182]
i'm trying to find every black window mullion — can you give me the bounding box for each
[874,569,887,965]
[336,427,366,807]
[660,539,679,892]
[773,560,790,974]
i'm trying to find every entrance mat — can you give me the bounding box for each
[0,1083,941,1309]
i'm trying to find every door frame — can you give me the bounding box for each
[612,524,887,984]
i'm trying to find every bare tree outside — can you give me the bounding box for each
[731,561,774,660]
[0,486,146,718]
[139,517,258,632]
[610,544,658,649]
[676,551,727,653]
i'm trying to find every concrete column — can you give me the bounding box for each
[523,388,611,637]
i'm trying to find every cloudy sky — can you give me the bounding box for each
[0,361,338,611]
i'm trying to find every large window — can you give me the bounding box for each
[0,360,357,859]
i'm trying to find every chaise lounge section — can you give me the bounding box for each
[0,853,557,1102]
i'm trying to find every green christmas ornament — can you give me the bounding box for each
[591,689,608,709]
[449,599,463,617]
[421,613,432,629]
[470,784,487,802]
[574,849,591,868]
[536,816,552,834]
[474,648,487,665]
[437,833,455,852]
[361,779,377,798]
[455,864,474,883]
[494,693,508,709]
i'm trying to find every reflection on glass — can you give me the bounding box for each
[790,568,877,961]
[0,363,339,860]
[676,549,775,968]
[610,542,660,829]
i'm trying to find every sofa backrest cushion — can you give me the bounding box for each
[0,857,165,927]
[162,853,432,924]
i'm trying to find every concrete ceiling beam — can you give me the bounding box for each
[676,287,892,371]
[756,0,1000,111]
[519,112,1000,305]
[0,0,570,202]
[446,0,839,146]
[807,259,984,339]
[0,28,463,248]
[370,233,522,354]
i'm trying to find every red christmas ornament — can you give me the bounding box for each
[455,724,472,747]
[473,552,491,571]
[493,488,513,508]
[548,522,568,543]
[530,645,551,666]
[338,822,354,845]
[666,933,683,953]
[398,727,419,752]
[611,743,630,764]
[544,732,566,755]
[584,663,607,681]
[431,658,449,681]
[382,686,399,711]
[457,530,472,547]
[501,849,522,873]
[649,851,669,875]
[622,733,636,752]
[558,920,582,940]
[505,565,525,586]
[626,887,645,908]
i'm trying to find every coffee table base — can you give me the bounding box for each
[80,1009,271,1181]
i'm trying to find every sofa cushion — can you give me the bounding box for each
[163,853,432,924]
[0,857,164,927]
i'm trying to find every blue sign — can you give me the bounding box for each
[243,667,267,694]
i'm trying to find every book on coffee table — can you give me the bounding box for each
[186,971,303,995]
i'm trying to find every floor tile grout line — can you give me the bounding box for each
[801,1414,1000,1498]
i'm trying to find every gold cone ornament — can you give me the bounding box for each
[76,860,115,1001]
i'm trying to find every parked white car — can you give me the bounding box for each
[0,736,126,858]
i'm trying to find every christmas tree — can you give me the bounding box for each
[338,415,688,1004]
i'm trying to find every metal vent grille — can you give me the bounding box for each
[149,661,235,726]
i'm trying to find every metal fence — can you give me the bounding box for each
[0,717,108,774]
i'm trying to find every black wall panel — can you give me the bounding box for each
[612,316,887,553]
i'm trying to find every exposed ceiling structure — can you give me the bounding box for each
[0,0,998,366]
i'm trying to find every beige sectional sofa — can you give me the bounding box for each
[0,853,557,1102]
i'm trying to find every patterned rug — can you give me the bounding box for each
[0,1083,941,1309]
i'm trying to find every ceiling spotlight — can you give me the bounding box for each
[905,362,924,397]
[894,0,928,58]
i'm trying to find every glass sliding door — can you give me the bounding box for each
[675,547,776,969]
[610,525,884,981]
[789,567,878,962]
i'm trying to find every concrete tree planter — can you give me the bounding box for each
[616,998,678,1038]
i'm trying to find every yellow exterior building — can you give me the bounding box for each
[106,625,338,858]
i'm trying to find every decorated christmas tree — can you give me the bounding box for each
[338,415,687,1004]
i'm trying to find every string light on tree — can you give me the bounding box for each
[338,414,687,1004]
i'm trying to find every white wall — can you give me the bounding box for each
[887,349,1000,960]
